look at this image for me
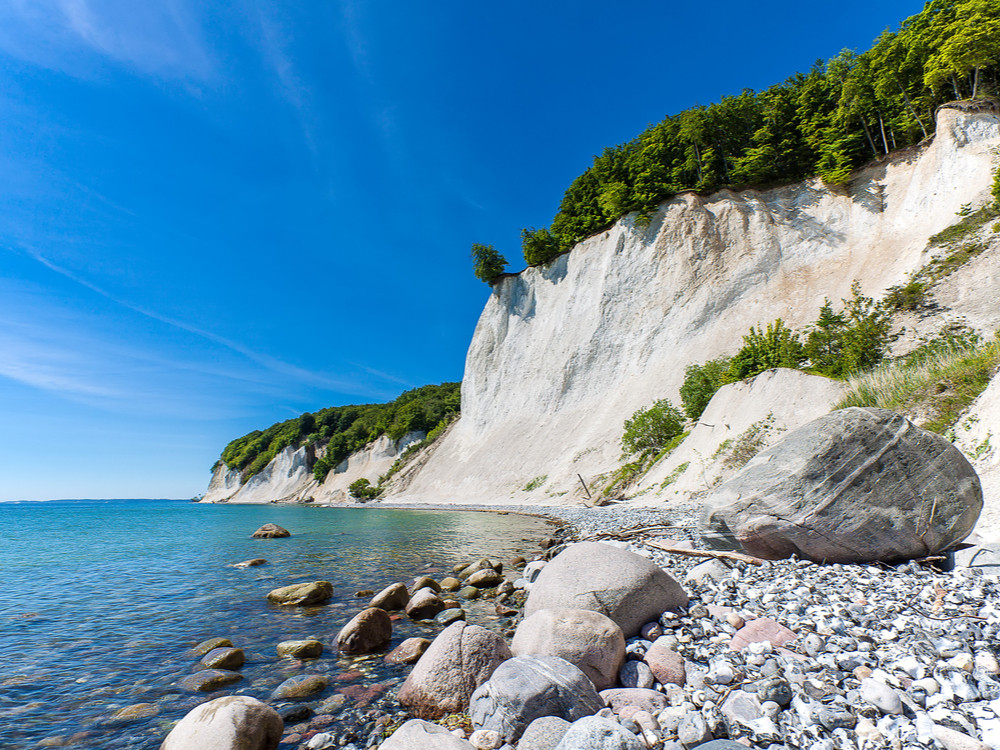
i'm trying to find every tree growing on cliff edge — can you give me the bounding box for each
[471,243,508,284]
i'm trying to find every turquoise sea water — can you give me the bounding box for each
[0,499,553,749]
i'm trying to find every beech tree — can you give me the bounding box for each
[470,243,507,284]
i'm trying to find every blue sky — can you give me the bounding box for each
[0,0,922,500]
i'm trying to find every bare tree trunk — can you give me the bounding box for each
[879,115,890,154]
[973,67,980,99]
[952,75,962,99]
[859,118,879,156]
[898,82,928,137]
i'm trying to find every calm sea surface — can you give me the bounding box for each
[0,499,554,749]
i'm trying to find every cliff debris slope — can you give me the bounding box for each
[387,106,1000,506]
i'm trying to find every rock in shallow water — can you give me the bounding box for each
[179,669,243,692]
[384,637,431,664]
[335,607,391,654]
[161,696,282,750]
[270,674,327,700]
[251,523,290,539]
[276,639,323,658]
[397,621,511,719]
[266,580,333,606]
[369,582,409,611]
[200,646,244,670]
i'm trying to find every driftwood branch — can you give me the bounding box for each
[645,539,766,566]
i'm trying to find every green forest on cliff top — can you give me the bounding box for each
[488,0,1000,272]
[223,0,1000,479]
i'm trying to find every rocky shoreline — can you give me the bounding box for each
[155,498,1000,750]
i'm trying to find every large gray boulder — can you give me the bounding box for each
[378,719,476,749]
[512,608,625,690]
[397,621,512,719]
[524,543,688,637]
[701,408,982,563]
[469,655,604,743]
[160,695,282,750]
[553,715,644,750]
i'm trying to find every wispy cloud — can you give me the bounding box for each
[0,0,214,81]
[8,244,397,399]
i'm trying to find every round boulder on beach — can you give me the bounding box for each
[702,407,982,563]
[524,542,688,637]
[406,588,446,620]
[385,637,431,665]
[512,608,625,691]
[378,719,477,749]
[398,621,512,719]
[336,607,392,654]
[266,580,333,606]
[469,655,604,743]
[161,696,282,750]
[251,523,290,539]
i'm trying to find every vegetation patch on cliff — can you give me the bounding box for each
[218,382,460,481]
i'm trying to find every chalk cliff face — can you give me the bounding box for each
[387,106,1000,505]
[203,432,423,504]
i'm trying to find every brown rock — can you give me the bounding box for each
[270,674,328,700]
[231,558,267,568]
[644,642,685,686]
[440,577,462,592]
[511,608,625,690]
[251,523,290,539]
[336,608,392,654]
[179,669,244,692]
[600,688,670,715]
[406,588,446,620]
[266,581,333,606]
[468,570,505,588]
[459,558,503,580]
[191,637,233,656]
[409,576,442,595]
[730,618,797,650]
[369,582,409,611]
[200,647,245,670]
[277,639,324,658]
[398,621,512,719]
[385,637,432,664]
[107,703,159,724]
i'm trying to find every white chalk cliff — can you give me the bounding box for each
[386,104,1000,505]
[207,105,1000,512]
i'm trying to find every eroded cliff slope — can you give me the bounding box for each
[386,105,1000,505]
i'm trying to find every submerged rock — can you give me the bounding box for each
[702,407,982,563]
[251,523,290,539]
[276,639,324,658]
[200,646,245,670]
[191,637,232,656]
[179,669,243,692]
[270,674,328,700]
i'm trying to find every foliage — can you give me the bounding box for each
[836,330,1000,433]
[884,279,929,311]
[497,0,1000,267]
[523,475,547,491]
[621,399,685,455]
[660,461,690,490]
[804,283,894,377]
[471,243,508,284]
[521,227,563,266]
[728,320,806,381]
[720,413,783,470]
[348,478,379,500]
[993,162,1000,205]
[929,202,1000,245]
[219,383,461,482]
[679,357,732,421]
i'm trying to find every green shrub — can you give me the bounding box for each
[523,475,547,491]
[348,478,379,500]
[679,357,731,421]
[993,163,1000,206]
[622,399,685,455]
[804,283,893,377]
[521,227,562,266]
[471,243,508,284]
[884,279,928,311]
[728,319,805,381]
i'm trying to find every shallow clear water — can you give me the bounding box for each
[0,499,553,748]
